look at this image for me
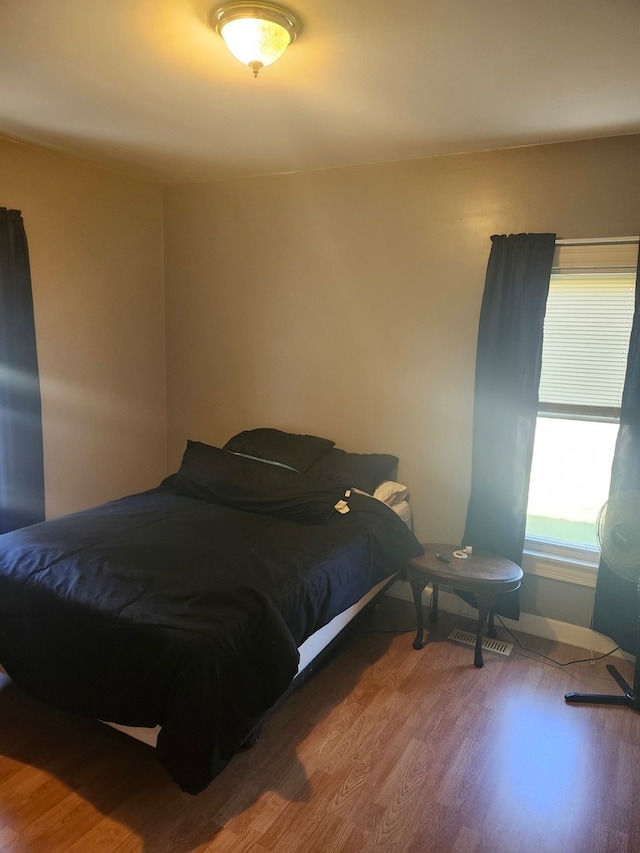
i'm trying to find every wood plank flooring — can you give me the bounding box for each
[1,596,639,852]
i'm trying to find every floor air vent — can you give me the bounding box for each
[448,628,513,657]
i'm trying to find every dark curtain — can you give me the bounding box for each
[592,245,640,653]
[0,208,45,533]
[462,233,556,619]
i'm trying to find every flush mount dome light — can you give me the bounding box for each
[211,2,302,77]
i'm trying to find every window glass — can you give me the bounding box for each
[525,241,637,553]
[527,416,618,548]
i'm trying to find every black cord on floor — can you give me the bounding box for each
[361,597,621,667]
[495,613,620,668]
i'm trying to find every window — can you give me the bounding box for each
[525,240,638,565]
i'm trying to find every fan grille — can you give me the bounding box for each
[598,491,640,581]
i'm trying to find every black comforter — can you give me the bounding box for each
[0,447,422,793]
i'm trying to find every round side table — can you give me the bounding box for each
[406,543,523,668]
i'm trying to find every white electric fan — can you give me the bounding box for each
[565,491,640,710]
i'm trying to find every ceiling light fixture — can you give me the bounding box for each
[211,2,302,78]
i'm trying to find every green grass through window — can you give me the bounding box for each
[526,515,598,548]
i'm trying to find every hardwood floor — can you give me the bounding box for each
[1,596,639,852]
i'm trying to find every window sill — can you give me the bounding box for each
[522,542,599,588]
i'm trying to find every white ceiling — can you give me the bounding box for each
[1,0,639,185]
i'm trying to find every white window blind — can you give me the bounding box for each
[551,241,639,273]
[538,242,638,414]
[538,273,635,410]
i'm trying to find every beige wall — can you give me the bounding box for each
[164,134,640,628]
[6,128,638,630]
[0,136,166,518]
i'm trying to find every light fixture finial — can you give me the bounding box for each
[211,2,302,77]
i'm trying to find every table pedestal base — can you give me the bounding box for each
[410,579,496,667]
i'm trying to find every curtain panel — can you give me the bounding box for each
[592,244,640,653]
[0,208,45,533]
[462,233,556,619]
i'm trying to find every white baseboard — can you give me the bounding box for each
[386,580,633,662]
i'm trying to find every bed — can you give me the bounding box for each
[0,429,423,794]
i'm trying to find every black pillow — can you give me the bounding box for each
[305,448,399,495]
[223,428,334,472]
[173,440,345,524]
